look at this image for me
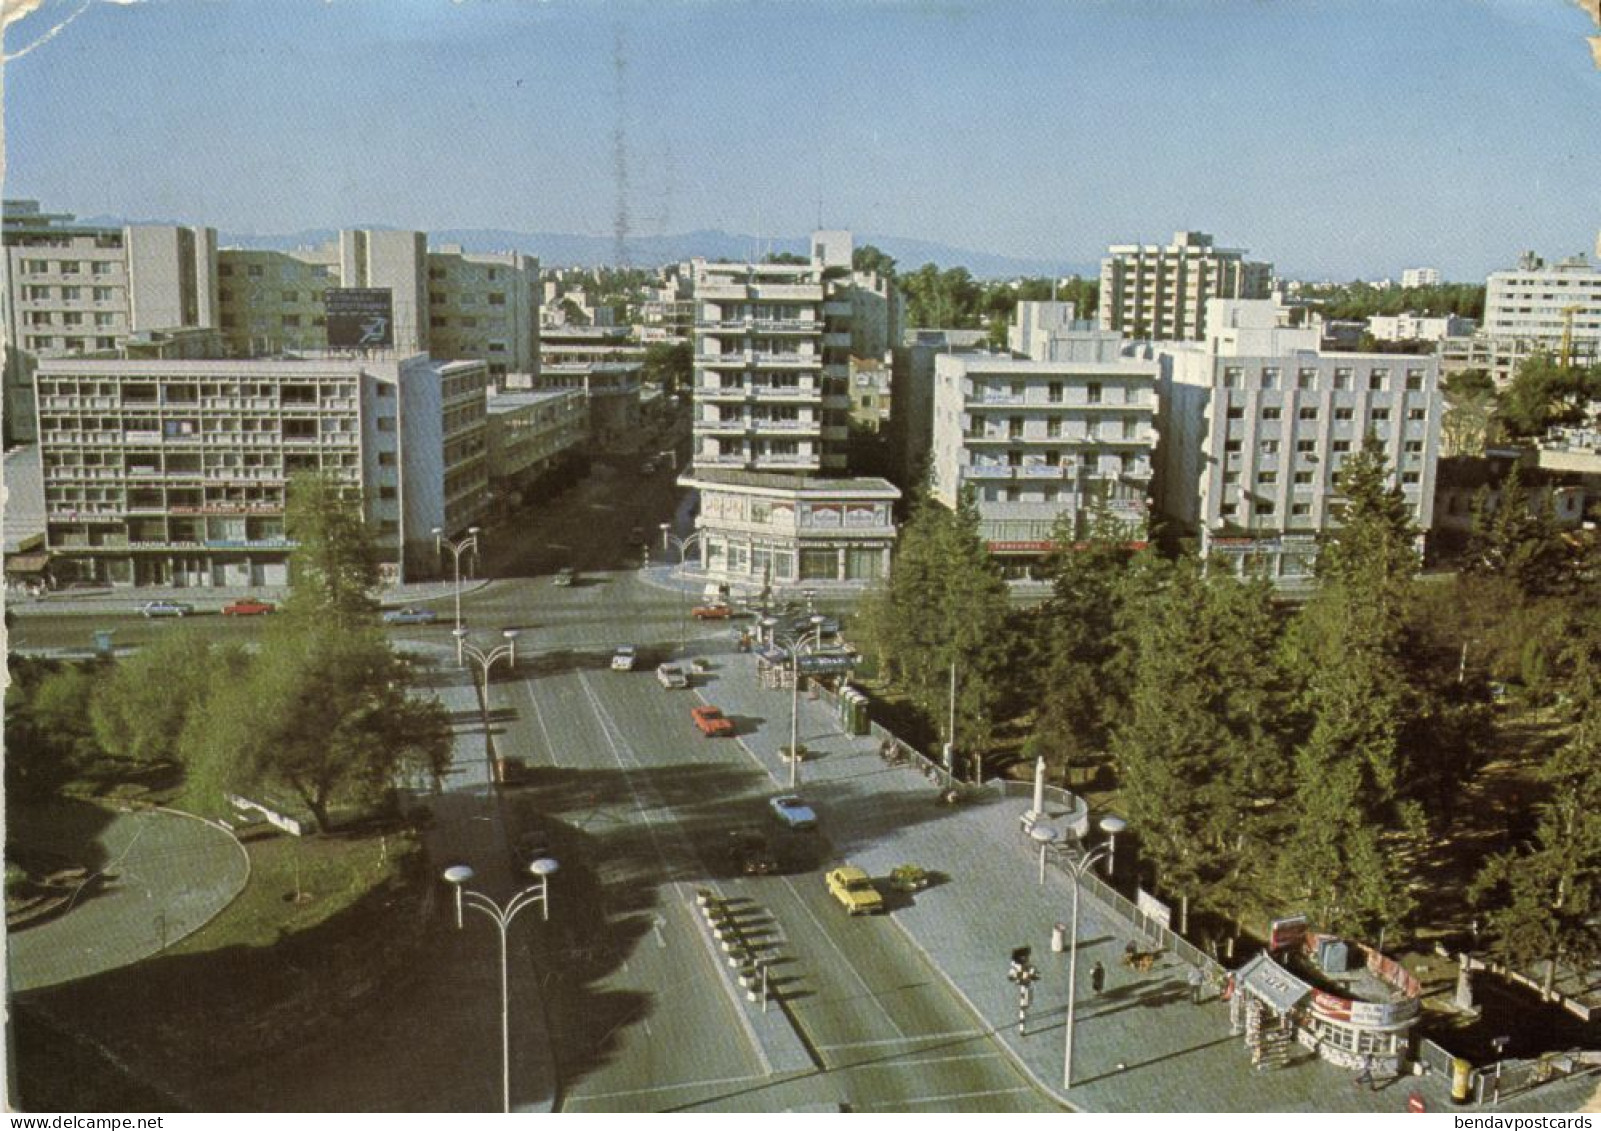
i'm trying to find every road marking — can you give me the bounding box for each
[522,679,562,768]
[853,1086,1032,1110]
[836,1051,1005,1071]
[653,914,668,948]
[565,1072,770,1104]
[780,876,907,1040]
[816,1029,984,1051]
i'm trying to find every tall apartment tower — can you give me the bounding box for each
[3,201,218,444]
[1098,230,1272,343]
[689,231,855,475]
[1158,299,1443,585]
[1483,248,1601,359]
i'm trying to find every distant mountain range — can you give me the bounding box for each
[79,215,1100,279]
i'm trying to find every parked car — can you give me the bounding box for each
[554,567,577,587]
[383,606,439,626]
[768,794,818,831]
[140,600,194,618]
[221,597,275,616]
[826,865,885,916]
[727,828,779,876]
[691,704,736,737]
[656,662,689,690]
[611,645,638,671]
[693,603,733,620]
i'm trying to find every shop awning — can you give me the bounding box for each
[1236,952,1313,1013]
[5,551,51,575]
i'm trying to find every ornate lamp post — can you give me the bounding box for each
[433,525,481,666]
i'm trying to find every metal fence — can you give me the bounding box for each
[1417,1037,1457,1080]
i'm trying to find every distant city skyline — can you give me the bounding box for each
[4,0,1599,280]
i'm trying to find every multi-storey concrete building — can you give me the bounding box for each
[3,202,219,443]
[1401,268,1441,289]
[531,324,642,449]
[31,350,486,588]
[1158,299,1444,583]
[1098,230,1272,342]
[1367,311,1477,343]
[484,387,587,513]
[1483,247,1601,358]
[931,307,1158,575]
[3,202,541,441]
[689,234,855,476]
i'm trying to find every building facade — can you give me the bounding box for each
[1366,311,1477,343]
[1098,230,1272,343]
[31,351,485,587]
[676,468,899,588]
[1400,267,1441,289]
[931,320,1157,574]
[1479,247,1601,374]
[484,387,588,512]
[1158,300,1444,583]
[532,325,642,449]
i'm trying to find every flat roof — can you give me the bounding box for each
[682,468,900,497]
[486,389,579,413]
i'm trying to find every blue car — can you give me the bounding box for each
[383,606,439,626]
[769,794,818,831]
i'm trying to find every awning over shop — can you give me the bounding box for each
[1236,952,1313,1013]
[5,551,51,576]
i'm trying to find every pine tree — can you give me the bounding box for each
[283,471,380,627]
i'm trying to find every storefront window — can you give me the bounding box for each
[845,546,882,581]
[799,547,836,581]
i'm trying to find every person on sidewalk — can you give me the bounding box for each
[1188,965,1205,1004]
[1090,961,1106,996]
[1354,1054,1377,1091]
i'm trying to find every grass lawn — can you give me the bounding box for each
[13,822,430,1112]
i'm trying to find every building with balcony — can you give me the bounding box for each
[1454,244,1601,384]
[1098,230,1272,343]
[1366,311,1477,344]
[675,468,900,588]
[1158,299,1444,583]
[930,312,1158,575]
[31,351,487,588]
[531,324,642,449]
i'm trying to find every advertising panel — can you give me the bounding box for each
[324,287,395,348]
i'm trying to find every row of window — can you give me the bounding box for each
[429,291,508,306]
[28,311,117,327]
[1222,366,1429,391]
[1227,405,1425,423]
[1225,436,1427,455]
[26,336,117,351]
[20,260,116,275]
[23,285,119,302]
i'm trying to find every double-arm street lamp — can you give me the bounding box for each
[442,858,559,1113]
[457,629,520,765]
[767,614,826,789]
[434,525,481,666]
[1063,836,1114,1090]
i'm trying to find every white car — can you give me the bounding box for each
[611,645,638,672]
[140,600,194,618]
[656,662,688,689]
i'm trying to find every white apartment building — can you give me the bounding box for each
[1483,247,1601,357]
[1367,311,1477,343]
[484,387,587,512]
[689,233,856,475]
[932,307,1158,573]
[32,351,487,588]
[1098,230,1272,343]
[533,324,642,448]
[1159,300,1444,582]
[1401,268,1441,289]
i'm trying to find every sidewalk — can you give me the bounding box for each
[6,578,492,617]
[694,632,1598,1114]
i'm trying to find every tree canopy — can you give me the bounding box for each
[283,472,380,628]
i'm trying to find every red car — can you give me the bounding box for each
[221,597,276,616]
[692,705,736,737]
[692,604,733,620]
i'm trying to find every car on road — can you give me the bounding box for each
[220,597,275,616]
[768,794,818,831]
[692,704,736,737]
[140,600,194,618]
[611,645,638,671]
[693,603,733,620]
[826,865,885,916]
[383,606,439,625]
[553,567,577,587]
[727,828,779,876]
[656,662,689,689]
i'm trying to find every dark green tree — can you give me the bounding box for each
[1466,460,1576,597]
[852,245,897,278]
[1498,352,1600,439]
[1113,557,1290,933]
[641,341,692,394]
[4,658,101,800]
[184,626,451,832]
[1278,437,1422,937]
[90,637,247,769]
[283,472,380,628]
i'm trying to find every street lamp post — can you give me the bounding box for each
[434,525,482,667]
[457,630,520,771]
[1063,843,1112,1091]
[773,615,825,789]
[1099,815,1128,878]
[442,858,559,1113]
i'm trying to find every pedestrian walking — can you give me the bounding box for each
[1090,961,1106,996]
[1188,965,1205,1004]
[1355,1054,1377,1091]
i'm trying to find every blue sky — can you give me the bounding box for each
[4,0,1599,278]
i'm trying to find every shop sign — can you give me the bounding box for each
[844,504,879,527]
[1135,887,1171,929]
[1269,914,1309,952]
[807,505,842,528]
